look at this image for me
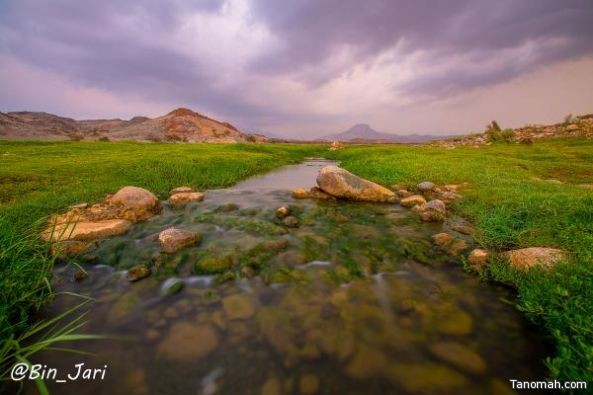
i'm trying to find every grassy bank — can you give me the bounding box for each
[329,138,593,383]
[0,141,323,350]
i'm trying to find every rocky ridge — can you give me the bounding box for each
[0,108,266,143]
[434,114,593,148]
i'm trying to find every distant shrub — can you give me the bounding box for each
[146,133,162,142]
[519,137,533,145]
[68,133,84,141]
[165,133,187,142]
[486,120,501,132]
[485,120,504,142]
[98,136,110,142]
[501,129,516,143]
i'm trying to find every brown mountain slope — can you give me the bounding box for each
[0,108,265,143]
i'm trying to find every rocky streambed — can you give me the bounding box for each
[29,159,548,395]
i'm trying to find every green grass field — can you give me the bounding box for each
[328,138,593,383]
[1,138,592,386]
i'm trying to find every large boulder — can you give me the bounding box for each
[43,219,132,242]
[108,186,160,219]
[504,247,565,270]
[316,166,396,203]
[158,227,200,253]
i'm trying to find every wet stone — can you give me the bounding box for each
[451,224,474,235]
[388,363,467,393]
[400,195,426,208]
[74,268,88,281]
[157,322,218,361]
[126,264,151,282]
[223,293,256,320]
[276,206,290,219]
[261,377,282,395]
[169,191,205,205]
[429,342,487,375]
[432,232,454,246]
[298,374,320,395]
[160,278,184,296]
[283,216,300,228]
[345,345,388,380]
[158,227,200,253]
[169,186,193,195]
[437,309,473,335]
[418,181,436,192]
[144,328,160,342]
[468,249,489,268]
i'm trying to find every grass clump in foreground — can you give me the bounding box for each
[0,141,323,375]
[329,138,593,384]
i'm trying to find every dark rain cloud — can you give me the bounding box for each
[0,0,592,123]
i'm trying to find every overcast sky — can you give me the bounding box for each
[1,0,592,138]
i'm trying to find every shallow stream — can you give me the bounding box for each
[29,159,548,394]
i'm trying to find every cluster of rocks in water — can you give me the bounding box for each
[291,166,566,272]
[43,165,566,288]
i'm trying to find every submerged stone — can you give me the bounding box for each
[437,309,473,335]
[298,374,320,395]
[429,342,487,375]
[283,216,300,228]
[50,240,95,258]
[126,264,151,282]
[345,345,388,380]
[261,378,282,395]
[276,206,290,219]
[157,323,218,361]
[388,363,467,393]
[160,278,184,296]
[195,255,234,274]
[158,227,200,253]
[222,293,256,320]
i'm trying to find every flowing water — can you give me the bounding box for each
[27,159,548,394]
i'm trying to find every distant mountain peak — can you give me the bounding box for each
[320,123,441,143]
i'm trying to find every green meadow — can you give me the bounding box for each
[1,138,592,386]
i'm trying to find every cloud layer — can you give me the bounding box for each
[1,0,592,137]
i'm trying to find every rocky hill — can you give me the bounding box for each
[0,108,266,143]
[320,123,442,143]
[434,114,593,148]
